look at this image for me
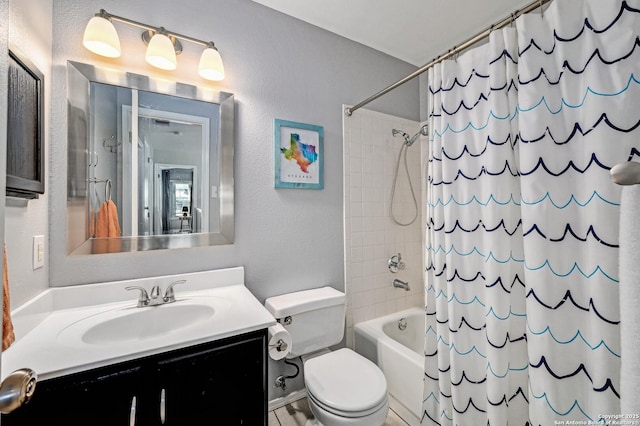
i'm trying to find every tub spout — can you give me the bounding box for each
[393,279,410,291]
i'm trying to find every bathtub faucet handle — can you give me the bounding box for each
[388,253,406,273]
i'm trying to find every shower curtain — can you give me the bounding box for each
[423,0,640,424]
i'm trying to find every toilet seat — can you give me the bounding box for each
[304,348,388,417]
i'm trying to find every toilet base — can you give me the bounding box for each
[306,394,388,426]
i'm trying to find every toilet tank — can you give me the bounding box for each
[265,287,346,358]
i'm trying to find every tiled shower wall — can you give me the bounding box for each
[343,107,425,348]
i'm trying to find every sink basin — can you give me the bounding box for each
[82,303,215,344]
[57,300,220,347]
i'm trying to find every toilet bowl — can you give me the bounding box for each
[304,348,388,426]
[264,287,389,426]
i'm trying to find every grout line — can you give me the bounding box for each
[390,407,411,425]
[271,410,283,426]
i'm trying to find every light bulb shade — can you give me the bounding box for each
[198,47,225,81]
[145,33,177,71]
[83,16,121,58]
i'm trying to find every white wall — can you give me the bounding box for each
[4,0,52,308]
[342,108,424,347]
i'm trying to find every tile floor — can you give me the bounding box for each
[268,397,409,426]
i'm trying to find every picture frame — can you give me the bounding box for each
[7,46,45,199]
[274,119,324,190]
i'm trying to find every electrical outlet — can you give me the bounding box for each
[33,235,45,270]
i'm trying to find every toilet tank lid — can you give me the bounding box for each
[265,286,345,318]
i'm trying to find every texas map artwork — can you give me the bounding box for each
[279,127,320,184]
[281,133,318,173]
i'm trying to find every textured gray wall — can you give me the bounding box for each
[48,0,419,304]
[5,0,52,309]
[0,0,8,320]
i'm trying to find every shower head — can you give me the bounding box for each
[392,125,428,147]
[392,129,410,143]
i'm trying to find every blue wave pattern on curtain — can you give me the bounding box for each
[423,0,640,424]
[517,0,639,423]
[425,27,529,425]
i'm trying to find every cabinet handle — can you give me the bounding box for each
[129,396,137,426]
[160,388,166,424]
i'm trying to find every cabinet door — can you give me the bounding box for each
[2,365,143,426]
[155,333,266,426]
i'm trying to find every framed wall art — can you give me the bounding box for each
[274,119,323,190]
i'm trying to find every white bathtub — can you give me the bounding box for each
[354,307,424,425]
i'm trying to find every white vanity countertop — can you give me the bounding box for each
[2,267,276,381]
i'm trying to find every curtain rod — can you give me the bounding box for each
[344,0,552,117]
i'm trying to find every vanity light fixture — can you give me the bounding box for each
[83,9,225,81]
[198,42,225,81]
[144,28,178,71]
[82,10,121,58]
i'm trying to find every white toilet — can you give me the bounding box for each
[265,286,389,426]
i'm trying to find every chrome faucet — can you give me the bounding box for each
[150,285,162,304]
[393,279,410,291]
[126,280,187,307]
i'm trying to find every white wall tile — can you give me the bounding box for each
[362,246,375,261]
[351,247,363,263]
[343,108,425,347]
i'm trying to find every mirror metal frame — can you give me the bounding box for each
[66,61,234,255]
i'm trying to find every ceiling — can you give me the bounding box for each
[252,0,535,66]
[139,117,202,153]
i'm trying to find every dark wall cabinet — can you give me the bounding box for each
[2,329,267,426]
[7,47,45,199]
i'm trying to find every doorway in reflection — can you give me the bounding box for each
[120,97,210,236]
[89,81,213,237]
[158,167,197,234]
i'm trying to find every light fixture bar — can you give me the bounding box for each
[99,9,212,48]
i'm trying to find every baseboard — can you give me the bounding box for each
[268,389,308,411]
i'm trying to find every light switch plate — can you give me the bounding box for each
[33,235,44,270]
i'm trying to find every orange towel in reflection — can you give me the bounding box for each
[3,243,16,351]
[96,200,121,238]
[90,208,95,238]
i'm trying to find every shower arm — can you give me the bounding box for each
[407,124,429,146]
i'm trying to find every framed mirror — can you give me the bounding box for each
[66,61,234,255]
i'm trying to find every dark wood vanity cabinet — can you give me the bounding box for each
[157,332,266,425]
[2,329,267,426]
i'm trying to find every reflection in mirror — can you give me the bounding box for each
[67,61,234,255]
[115,90,215,236]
